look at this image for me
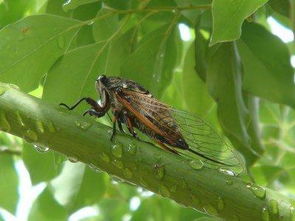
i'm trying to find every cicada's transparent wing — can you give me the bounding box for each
[118,90,245,173]
[168,110,245,172]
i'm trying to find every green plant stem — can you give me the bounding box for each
[0,83,294,221]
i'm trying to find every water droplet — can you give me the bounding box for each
[203,204,218,216]
[123,168,133,178]
[111,143,123,158]
[189,159,204,170]
[226,179,233,185]
[219,168,235,176]
[33,144,49,153]
[262,207,270,221]
[35,120,45,134]
[170,185,177,193]
[217,196,224,211]
[47,121,56,133]
[16,111,25,127]
[0,87,6,96]
[154,164,165,180]
[24,130,38,142]
[159,53,164,58]
[112,159,123,169]
[246,183,266,199]
[57,36,65,49]
[100,152,110,163]
[87,20,94,25]
[269,199,279,215]
[126,143,137,155]
[159,185,170,197]
[68,156,78,163]
[0,112,10,132]
[75,120,92,130]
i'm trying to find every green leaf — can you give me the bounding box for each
[268,0,290,18]
[237,22,295,108]
[22,143,63,185]
[51,162,107,212]
[121,24,179,97]
[0,154,19,213]
[206,43,259,165]
[211,0,268,45]
[43,29,133,107]
[92,8,119,42]
[63,0,100,12]
[182,43,215,117]
[0,15,82,92]
[28,187,67,221]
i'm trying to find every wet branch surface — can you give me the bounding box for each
[0,83,294,221]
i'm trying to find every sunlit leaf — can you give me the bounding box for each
[211,0,268,45]
[0,15,82,92]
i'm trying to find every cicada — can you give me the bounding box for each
[60,75,243,170]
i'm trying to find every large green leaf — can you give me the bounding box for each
[22,143,63,185]
[211,0,268,45]
[43,30,133,108]
[51,162,107,212]
[206,43,260,165]
[28,187,67,221]
[0,154,19,213]
[121,24,179,97]
[237,22,295,108]
[182,43,215,117]
[0,15,82,92]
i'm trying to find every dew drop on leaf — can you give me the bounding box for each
[218,168,235,176]
[189,159,204,170]
[246,183,266,199]
[33,144,49,153]
[68,156,78,163]
[111,143,123,158]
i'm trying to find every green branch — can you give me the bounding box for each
[0,83,294,220]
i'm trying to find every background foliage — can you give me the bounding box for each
[0,0,294,220]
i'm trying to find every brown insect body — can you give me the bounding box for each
[60,75,243,168]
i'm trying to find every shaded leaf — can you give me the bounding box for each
[211,0,268,45]
[237,22,295,108]
[122,23,179,97]
[0,15,82,92]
